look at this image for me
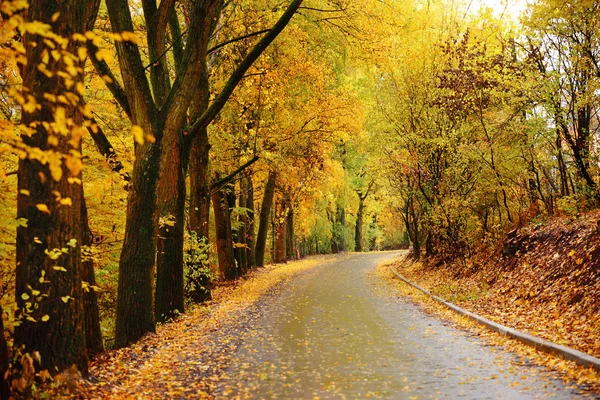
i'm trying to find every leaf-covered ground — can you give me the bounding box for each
[69,255,342,399]
[389,211,600,393]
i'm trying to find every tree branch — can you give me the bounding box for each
[211,155,260,192]
[189,0,304,136]
[206,29,271,55]
[87,42,132,118]
[88,117,131,182]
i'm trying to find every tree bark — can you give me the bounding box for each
[154,127,186,323]
[14,0,100,374]
[355,199,365,252]
[255,171,277,267]
[81,198,103,356]
[285,201,296,260]
[0,306,9,400]
[232,187,248,275]
[212,187,238,280]
[188,61,212,242]
[114,142,160,346]
[274,198,287,263]
[226,188,244,274]
[242,173,256,270]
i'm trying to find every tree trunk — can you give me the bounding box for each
[0,306,9,400]
[189,128,211,241]
[274,198,287,263]
[236,185,249,275]
[14,0,100,374]
[338,206,346,252]
[154,127,186,323]
[242,173,255,270]
[285,200,296,260]
[81,198,103,356]
[355,199,365,252]
[226,188,244,275]
[557,133,569,197]
[114,141,160,346]
[212,187,238,280]
[255,171,277,267]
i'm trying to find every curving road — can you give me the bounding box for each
[216,252,589,399]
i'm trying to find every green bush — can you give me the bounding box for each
[184,233,215,304]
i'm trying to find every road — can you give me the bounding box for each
[216,252,588,399]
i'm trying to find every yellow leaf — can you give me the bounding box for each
[21,293,29,300]
[72,33,86,42]
[77,46,87,61]
[48,157,63,181]
[121,31,138,44]
[95,48,112,63]
[132,125,145,145]
[59,197,72,206]
[36,204,50,214]
[41,315,50,322]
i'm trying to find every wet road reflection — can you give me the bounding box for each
[217,252,586,399]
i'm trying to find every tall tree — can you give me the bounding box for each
[14,0,100,373]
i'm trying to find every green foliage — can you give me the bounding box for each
[184,233,215,304]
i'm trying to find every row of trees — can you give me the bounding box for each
[0,0,403,394]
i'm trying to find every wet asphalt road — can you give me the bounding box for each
[216,252,589,399]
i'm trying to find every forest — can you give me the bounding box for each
[0,0,599,397]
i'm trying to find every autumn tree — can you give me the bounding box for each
[101,0,304,342]
[10,0,103,374]
[524,0,600,201]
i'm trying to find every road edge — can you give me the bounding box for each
[389,263,600,372]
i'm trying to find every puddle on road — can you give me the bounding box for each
[216,252,587,399]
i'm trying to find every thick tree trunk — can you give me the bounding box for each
[14,0,100,374]
[355,199,365,252]
[274,198,287,263]
[242,173,255,270]
[155,128,186,323]
[81,198,103,356]
[212,187,238,280]
[114,142,160,346]
[255,171,277,267]
[0,306,9,400]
